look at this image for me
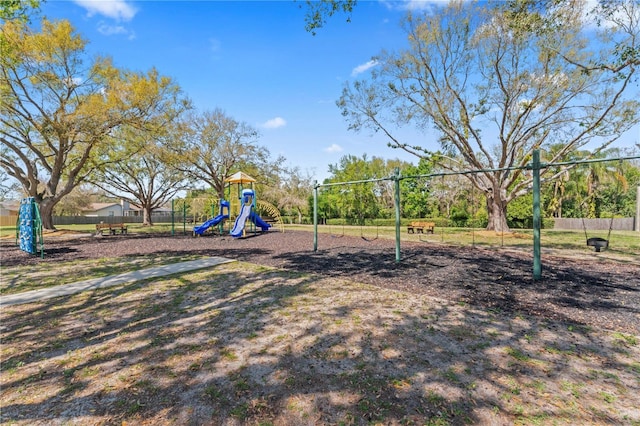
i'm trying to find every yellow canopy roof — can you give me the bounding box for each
[225,171,256,184]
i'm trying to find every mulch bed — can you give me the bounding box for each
[2,230,639,334]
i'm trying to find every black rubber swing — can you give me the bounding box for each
[586,237,609,252]
[582,215,614,253]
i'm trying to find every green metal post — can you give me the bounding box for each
[171,199,175,236]
[313,180,318,252]
[532,149,542,280]
[183,202,187,235]
[394,168,401,262]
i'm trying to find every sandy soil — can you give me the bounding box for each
[1,230,639,425]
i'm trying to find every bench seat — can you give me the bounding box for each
[96,223,128,236]
[407,221,435,234]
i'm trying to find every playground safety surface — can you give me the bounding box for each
[2,230,638,334]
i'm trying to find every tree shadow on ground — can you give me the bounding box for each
[2,262,638,424]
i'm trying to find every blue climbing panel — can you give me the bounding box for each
[17,197,43,257]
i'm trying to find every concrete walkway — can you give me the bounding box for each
[0,256,235,307]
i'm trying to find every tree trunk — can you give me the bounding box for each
[143,206,154,226]
[485,195,510,232]
[39,198,57,231]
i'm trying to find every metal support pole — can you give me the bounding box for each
[635,185,640,232]
[183,202,187,235]
[532,149,542,280]
[313,180,318,252]
[171,199,175,236]
[394,168,401,262]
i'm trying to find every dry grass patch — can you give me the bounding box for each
[1,261,639,425]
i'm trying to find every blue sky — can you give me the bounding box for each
[40,0,437,182]
[38,0,639,183]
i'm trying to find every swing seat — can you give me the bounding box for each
[587,237,609,252]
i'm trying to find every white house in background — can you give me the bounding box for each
[0,200,20,216]
[82,202,124,217]
[82,200,172,217]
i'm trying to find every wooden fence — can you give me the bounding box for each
[51,215,176,225]
[0,215,177,227]
[0,215,18,227]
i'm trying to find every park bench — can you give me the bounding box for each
[95,223,128,236]
[407,221,435,234]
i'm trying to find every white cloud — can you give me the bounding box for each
[262,117,287,129]
[73,0,137,21]
[381,0,440,12]
[97,22,124,35]
[351,60,378,77]
[324,144,343,153]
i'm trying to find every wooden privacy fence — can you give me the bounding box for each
[51,215,175,226]
[0,215,18,227]
[1,215,185,227]
[553,217,636,231]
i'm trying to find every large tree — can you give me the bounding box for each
[338,0,640,232]
[261,165,314,224]
[1,18,187,229]
[169,109,281,199]
[90,125,191,226]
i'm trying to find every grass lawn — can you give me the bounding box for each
[289,224,640,261]
[1,257,639,425]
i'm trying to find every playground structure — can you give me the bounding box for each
[16,197,44,258]
[191,171,274,238]
[192,199,229,236]
[229,188,271,237]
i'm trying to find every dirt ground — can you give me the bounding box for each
[2,230,639,334]
[1,230,640,425]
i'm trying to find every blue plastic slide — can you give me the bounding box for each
[230,204,252,237]
[249,211,271,231]
[193,214,228,235]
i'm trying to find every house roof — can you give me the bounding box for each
[83,202,120,212]
[0,200,20,210]
[0,200,21,214]
[83,202,173,213]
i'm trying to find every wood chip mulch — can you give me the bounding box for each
[2,230,638,334]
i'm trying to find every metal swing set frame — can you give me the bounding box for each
[311,151,640,281]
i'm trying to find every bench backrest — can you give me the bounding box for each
[410,221,435,228]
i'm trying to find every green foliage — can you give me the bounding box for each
[318,154,412,223]
[450,206,469,227]
[542,148,640,219]
[507,194,534,229]
[0,0,40,22]
[303,0,356,35]
[400,158,434,218]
